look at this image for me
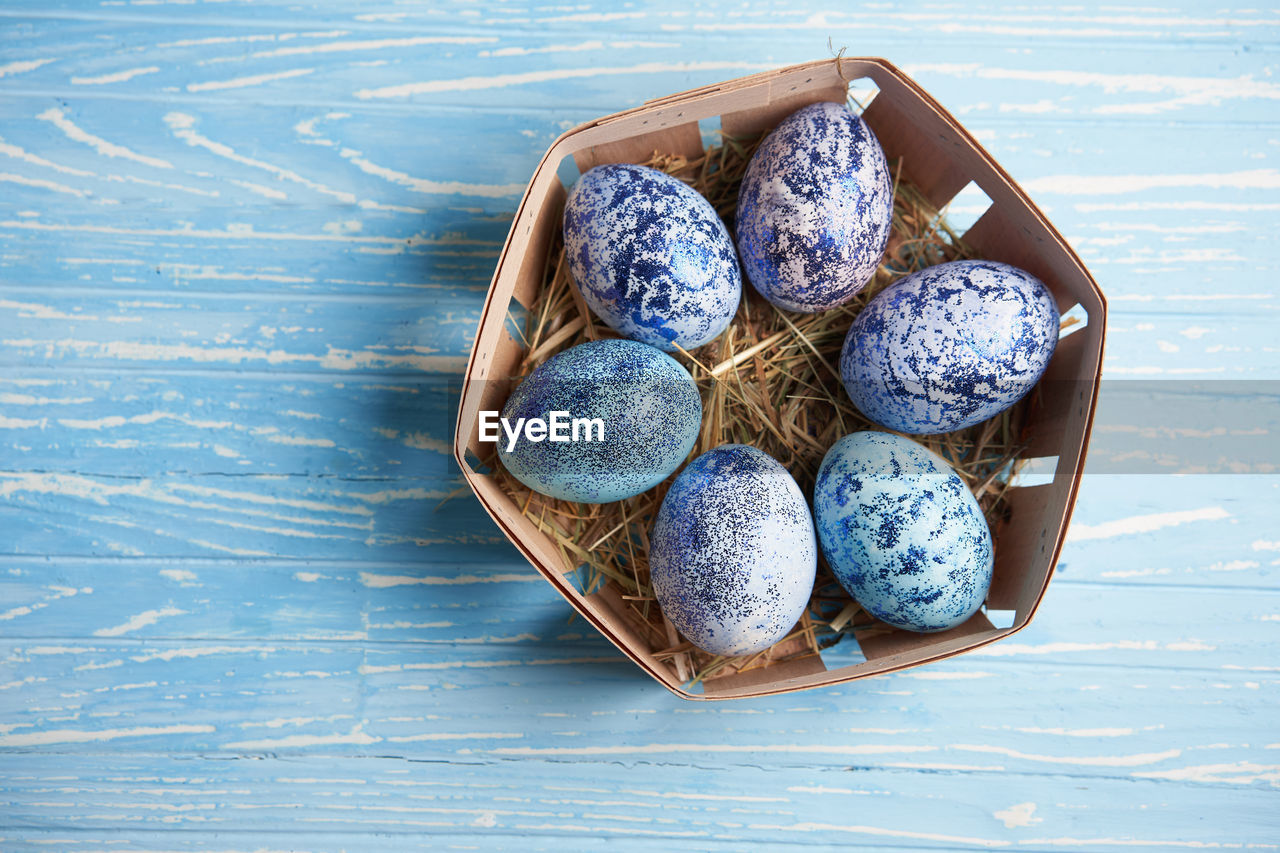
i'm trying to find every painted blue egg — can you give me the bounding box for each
[814,431,993,633]
[497,339,701,503]
[841,260,1060,435]
[650,444,816,657]
[735,101,893,313]
[563,164,741,352]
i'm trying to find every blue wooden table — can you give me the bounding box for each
[2,2,1277,848]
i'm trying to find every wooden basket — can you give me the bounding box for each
[454,57,1106,700]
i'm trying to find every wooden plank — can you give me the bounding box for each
[0,14,1276,123]
[1,638,1275,782]
[0,291,477,374]
[3,753,1277,849]
[0,470,514,561]
[0,373,460,477]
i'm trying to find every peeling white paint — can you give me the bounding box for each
[0,724,213,747]
[224,725,378,750]
[187,68,316,92]
[357,572,538,588]
[0,58,56,78]
[71,66,160,85]
[93,606,187,637]
[356,60,765,99]
[38,108,173,170]
[994,802,1043,828]
[1068,507,1230,541]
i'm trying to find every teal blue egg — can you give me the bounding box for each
[813,431,993,633]
[496,339,701,503]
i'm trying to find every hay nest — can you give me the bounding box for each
[492,100,1032,688]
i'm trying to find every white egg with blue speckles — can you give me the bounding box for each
[841,260,1060,435]
[650,444,816,657]
[814,432,993,633]
[563,164,741,352]
[736,101,893,313]
[498,339,701,503]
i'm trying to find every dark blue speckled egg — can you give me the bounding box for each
[563,164,741,352]
[650,444,816,657]
[814,432,993,633]
[736,101,893,313]
[841,260,1060,435]
[497,339,701,503]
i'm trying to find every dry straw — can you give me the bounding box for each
[492,98,1033,689]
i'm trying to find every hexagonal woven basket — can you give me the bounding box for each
[455,57,1106,700]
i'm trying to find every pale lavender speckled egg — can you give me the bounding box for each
[735,101,893,313]
[814,431,993,633]
[841,260,1060,435]
[563,164,741,352]
[650,445,816,657]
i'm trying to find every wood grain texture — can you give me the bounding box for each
[1,0,1277,849]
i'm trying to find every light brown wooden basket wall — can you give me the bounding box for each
[454,57,1107,700]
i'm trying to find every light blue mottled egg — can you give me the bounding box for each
[814,431,993,633]
[841,259,1060,435]
[563,164,741,352]
[497,339,701,503]
[650,444,816,657]
[735,101,893,313]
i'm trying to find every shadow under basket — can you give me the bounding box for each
[455,57,1107,700]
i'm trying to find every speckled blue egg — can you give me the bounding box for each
[841,260,1060,435]
[650,444,816,657]
[814,431,993,633]
[498,339,701,503]
[735,101,893,313]
[563,164,741,352]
